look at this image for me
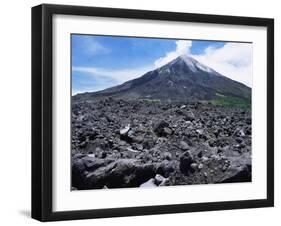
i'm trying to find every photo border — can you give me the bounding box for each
[32,4,274,221]
[70,33,253,190]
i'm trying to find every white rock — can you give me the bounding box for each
[201,156,209,162]
[198,163,204,169]
[190,163,198,170]
[126,147,140,153]
[239,129,245,137]
[140,178,157,188]
[120,124,130,135]
[155,174,165,183]
[155,174,169,186]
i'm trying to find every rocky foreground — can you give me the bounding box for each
[72,98,252,190]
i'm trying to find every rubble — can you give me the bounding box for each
[71,98,252,189]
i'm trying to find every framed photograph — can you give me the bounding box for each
[32,4,274,221]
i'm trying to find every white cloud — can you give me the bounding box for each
[72,85,111,95]
[73,65,154,84]
[154,40,192,68]
[72,65,155,93]
[154,40,252,87]
[192,43,253,87]
[72,89,88,95]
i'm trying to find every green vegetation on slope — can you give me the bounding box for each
[140,99,161,104]
[209,95,251,110]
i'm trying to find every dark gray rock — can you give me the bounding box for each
[73,158,158,189]
[81,155,112,171]
[216,153,251,183]
[72,158,87,189]
[156,160,176,177]
[100,151,107,158]
[179,151,194,175]
[154,120,172,137]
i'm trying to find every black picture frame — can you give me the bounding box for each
[32,3,274,222]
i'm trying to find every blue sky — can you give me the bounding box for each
[72,34,252,94]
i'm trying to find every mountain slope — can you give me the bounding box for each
[74,55,251,103]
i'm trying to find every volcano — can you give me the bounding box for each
[74,55,251,102]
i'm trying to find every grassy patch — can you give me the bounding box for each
[140,99,161,104]
[209,96,251,110]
